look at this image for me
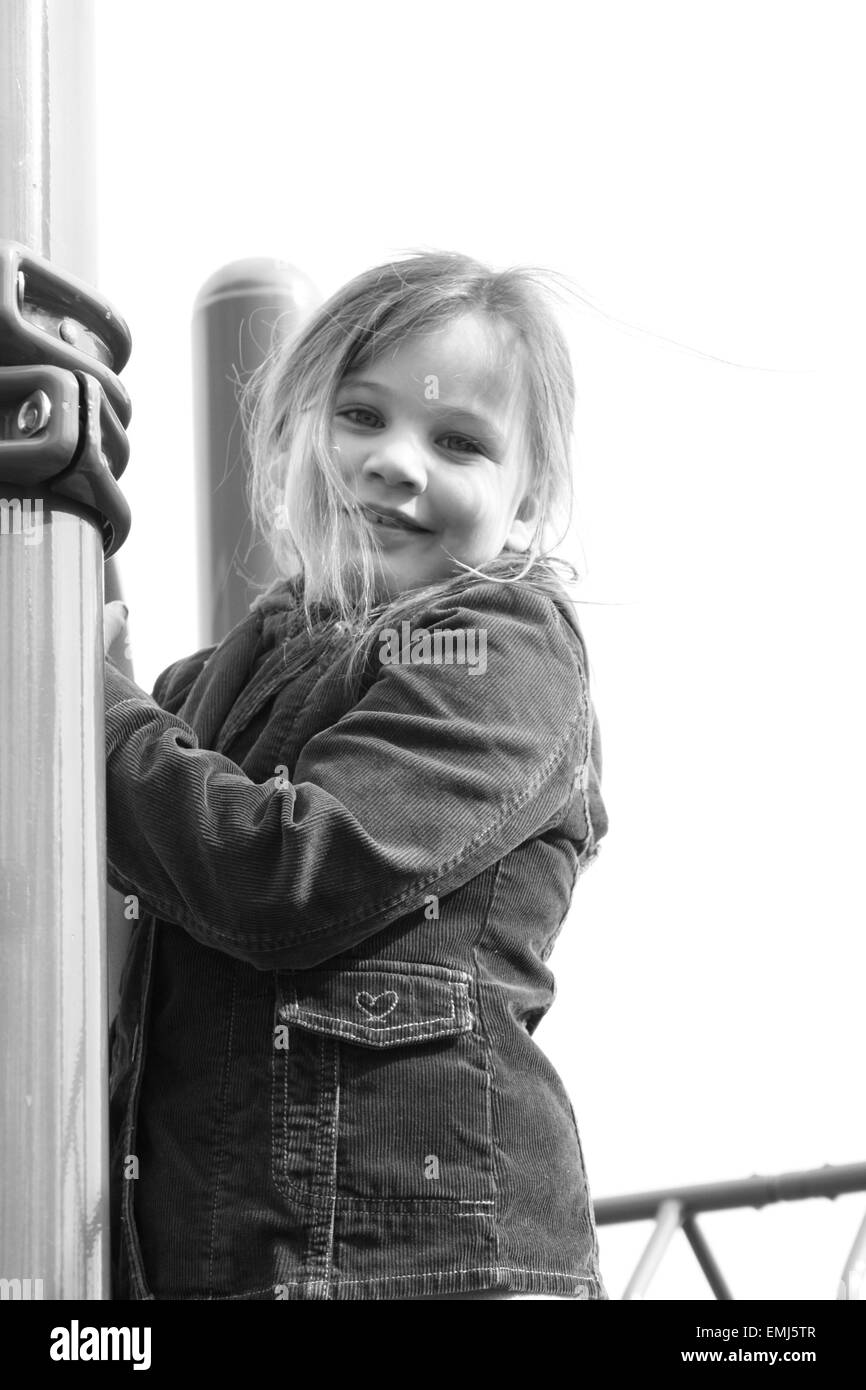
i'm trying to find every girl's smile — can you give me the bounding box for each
[345,501,433,533]
[333,313,538,597]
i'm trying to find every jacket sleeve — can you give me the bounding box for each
[104,581,592,969]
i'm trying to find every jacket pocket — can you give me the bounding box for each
[272,961,495,1207]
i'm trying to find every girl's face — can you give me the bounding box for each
[332,313,538,600]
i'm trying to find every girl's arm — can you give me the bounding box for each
[104,580,599,970]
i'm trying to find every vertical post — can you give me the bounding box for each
[0,0,109,1298]
[192,258,320,646]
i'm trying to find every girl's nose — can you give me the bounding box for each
[360,433,427,491]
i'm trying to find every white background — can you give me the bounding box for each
[92,0,865,1299]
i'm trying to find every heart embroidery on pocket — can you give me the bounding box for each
[356,989,399,1019]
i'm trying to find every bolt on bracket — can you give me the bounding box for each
[0,365,130,556]
[0,240,132,557]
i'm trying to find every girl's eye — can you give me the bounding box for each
[335,412,485,456]
[337,407,381,427]
[441,434,483,455]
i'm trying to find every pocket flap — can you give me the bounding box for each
[276,962,474,1047]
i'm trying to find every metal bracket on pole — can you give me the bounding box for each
[0,241,131,422]
[0,365,130,556]
[0,242,131,556]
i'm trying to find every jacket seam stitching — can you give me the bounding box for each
[207,966,238,1298]
[328,1268,599,1288]
[118,923,157,1299]
[185,1268,602,1298]
[285,1011,461,1033]
[471,938,500,1248]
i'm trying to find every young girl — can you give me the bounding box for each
[104,249,609,1301]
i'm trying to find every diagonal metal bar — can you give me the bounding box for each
[622,1198,683,1301]
[682,1214,734,1300]
[837,1206,866,1300]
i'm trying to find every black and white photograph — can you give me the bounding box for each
[0,0,863,1358]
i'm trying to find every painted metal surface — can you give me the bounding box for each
[838,1207,866,1300]
[0,494,109,1298]
[595,1161,866,1299]
[621,1198,683,1301]
[192,258,320,645]
[0,0,112,1299]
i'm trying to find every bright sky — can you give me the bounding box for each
[91,0,865,1300]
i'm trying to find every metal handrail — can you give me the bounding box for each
[593,1161,866,1299]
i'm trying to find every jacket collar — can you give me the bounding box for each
[204,579,341,752]
[194,563,586,753]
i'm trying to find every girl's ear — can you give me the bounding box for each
[505,491,541,551]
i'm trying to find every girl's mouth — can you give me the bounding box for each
[349,503,430,533]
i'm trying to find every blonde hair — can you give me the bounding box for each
[244,248,584,687]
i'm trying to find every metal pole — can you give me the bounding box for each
[0,0,109,1299]
[682,1215,734,1300]
[621,1199,683,1301]
[837,1207,866,1300]
[594,1161,866,1224]
[192,258,320,646]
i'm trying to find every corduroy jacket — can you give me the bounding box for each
[105,568,609,1300]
